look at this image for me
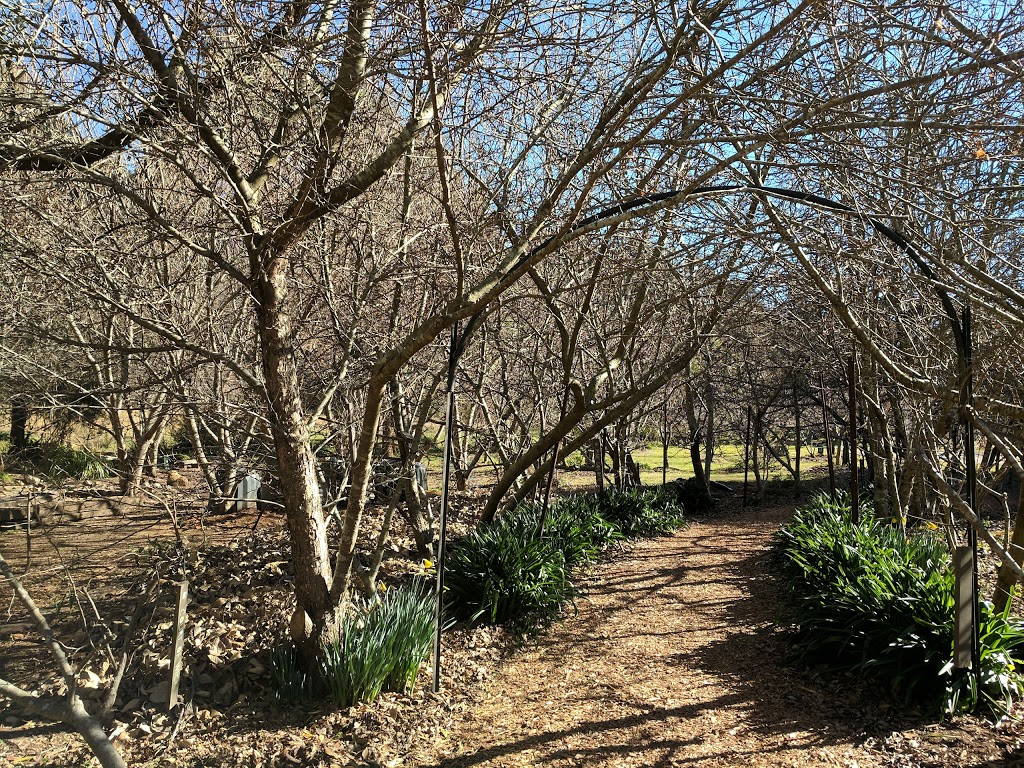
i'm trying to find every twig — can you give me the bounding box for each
[0,550,128,768]
[0,549,75,687]
[922,452,1024,585]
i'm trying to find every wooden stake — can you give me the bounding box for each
[742,405,752,508]
[168,580,189,710]
[25,491,33,572]
[953,545,974,669]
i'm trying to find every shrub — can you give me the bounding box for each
[34,442,109,480]
[598,487,686,538]
[445,488,685,631]
[319,581,435,708]
[676,477,716,515]
[777,493,1024,717]
[445,513,575,630]
[539,495,623,566]
[942,601,1024,717]
[562,451,587,470]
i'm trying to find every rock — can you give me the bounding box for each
[147,680,171,704]
[167,470,189,488]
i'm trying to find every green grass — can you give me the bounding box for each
[554,443,834,491]
[636,443,832,483]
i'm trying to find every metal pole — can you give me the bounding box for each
[793,378,801,499]
[963,304,981,684]
[848,354,859,525]
[662,400,669,487]
[742,405,752,508]
[819,371,836,501]
[432,324,459,693]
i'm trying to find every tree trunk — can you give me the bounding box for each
[332,378,387,612]
[256,265,333,657]
[118,440,151,495]
[684,376,707,489]
[609,428,622,490]
[143,421,165,477]
[10,398,29,453]
[862,360,891,520]
[68,698,128,768]
[793,382,801,498]
[184,406,225,508]
[389,380,433,556]
[481,403,583,522]
[994,483,1024,613]
[751,409,763,497]
[703,382,714,485]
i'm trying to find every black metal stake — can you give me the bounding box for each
[793,378,801,499]
[662,400,669,487]
[432,324,459,693]
[849,354,859,525]
[819,371,836,501]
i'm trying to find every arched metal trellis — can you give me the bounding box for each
[431,183,981,694]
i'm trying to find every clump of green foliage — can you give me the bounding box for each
[270,643,315,703]
[776,493,1024,717]
[561,450,587,470]
[545,494,623,563]
[598,487,686,538]
[0,436,109,481]
[445,487,685,631]
[271,581,436,708]
[319,580,436,707]
[444,512,576,630]
[34,442,109,480]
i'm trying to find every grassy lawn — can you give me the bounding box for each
[558,442,836,490]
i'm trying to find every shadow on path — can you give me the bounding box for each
[426,505,908,768]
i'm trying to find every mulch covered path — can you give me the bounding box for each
[415,505,1014,768]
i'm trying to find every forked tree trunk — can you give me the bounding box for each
[609,429,622,490]
[256,265,333,657]
[118,440,151,495]
[994,483,1024,613]
[332,379,388,610]
[683,382,707,489]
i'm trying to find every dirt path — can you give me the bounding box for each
[419,505,888,768]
